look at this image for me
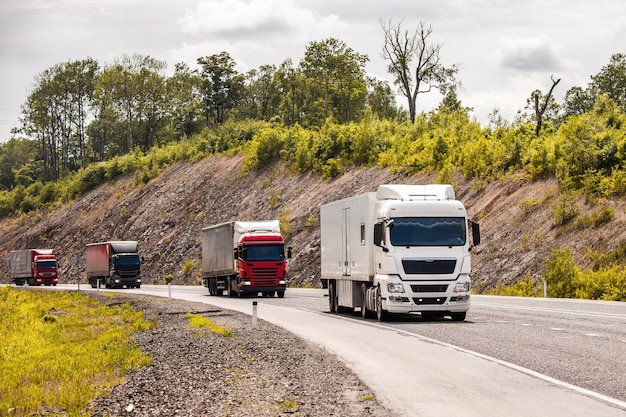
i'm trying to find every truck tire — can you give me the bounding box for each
[227,277,237,297]
[376,286,390,322]
[328,281,338,313]
[277,289,285,298]
[361,283,370,319]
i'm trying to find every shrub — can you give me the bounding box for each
[575,266,626,301]
[543,248,579,298]
[182,259,196,276]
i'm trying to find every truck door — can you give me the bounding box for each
[342,207,351,277]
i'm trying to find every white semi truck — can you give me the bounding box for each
[320,184,480,321]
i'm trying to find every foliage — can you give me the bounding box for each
[544,248,579,298]
[486,273,542,297]
[182,259,196,276]
[541,248,626,301]
[0,288,153,415]
[185,312,233,337]
[2,95,626,218]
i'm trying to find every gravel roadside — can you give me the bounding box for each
[87,293,399,417]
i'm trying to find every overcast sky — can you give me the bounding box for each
[0,0,624,143]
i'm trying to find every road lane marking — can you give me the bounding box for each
[472,301,626,320]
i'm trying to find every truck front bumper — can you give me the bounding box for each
[384,293,470,313]
[240,284,286,294]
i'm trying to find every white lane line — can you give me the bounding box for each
[473,302,626,320]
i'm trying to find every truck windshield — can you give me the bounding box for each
[243,244,284,261]
[36,260,57,269]
[116,255,140,266]
[389,217,466,247]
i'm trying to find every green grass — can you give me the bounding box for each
[185,312,233,337]
[0,287,154,416]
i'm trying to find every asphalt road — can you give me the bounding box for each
[43,284,626,416]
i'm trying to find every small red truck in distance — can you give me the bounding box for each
[8,249,58,286]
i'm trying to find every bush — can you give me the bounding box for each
[544,248,579,298]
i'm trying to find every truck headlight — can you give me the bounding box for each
[387,283,405,293]
[454,282,470,292]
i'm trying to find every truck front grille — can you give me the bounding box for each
[410,284,449,293]
[402,259,456,274]
[250,267,280,286]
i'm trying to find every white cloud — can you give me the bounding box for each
[179,0,344,40]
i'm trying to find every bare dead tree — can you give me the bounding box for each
[381,19,458,123]
[533,75,561,136]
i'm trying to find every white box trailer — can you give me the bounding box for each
[321,184,480,321]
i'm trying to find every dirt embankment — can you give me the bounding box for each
[1,156,624,291]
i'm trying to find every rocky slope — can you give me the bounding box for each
[1,155,625,292]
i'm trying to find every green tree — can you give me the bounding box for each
[381,20,459,123]
[20,58,98,181]
[300,38,369,124]
[274,59,306,125]
[197,52,244,125]
[366,77,399,120]
[590,53,626,112]
[94,54,168,153]
[165,62,202,139]
[239,65,281,121]
[562,86,595,118]
[0,139,40,190]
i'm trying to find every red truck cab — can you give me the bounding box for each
[32,250,58,286]
[9,249,58,286]
[236,231,291,297]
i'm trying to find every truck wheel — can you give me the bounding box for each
[361,283,370,319]
[328,281,338,313]
[277,289,285,298]
[227,278,236,297]
[376,286,390,322]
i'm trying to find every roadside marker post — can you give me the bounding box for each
[252,301,258,329]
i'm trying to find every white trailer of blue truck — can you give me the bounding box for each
[320,184,480,321]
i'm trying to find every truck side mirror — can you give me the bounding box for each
[233,248,238,260]
[373,222,383,247]
[471,220,481,246]
[287,247,292,259]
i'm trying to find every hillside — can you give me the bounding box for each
[1,155,625,293]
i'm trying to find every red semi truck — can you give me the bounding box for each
[202,220,291,298]
[85,241,142,289]
[8,249,58,286]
